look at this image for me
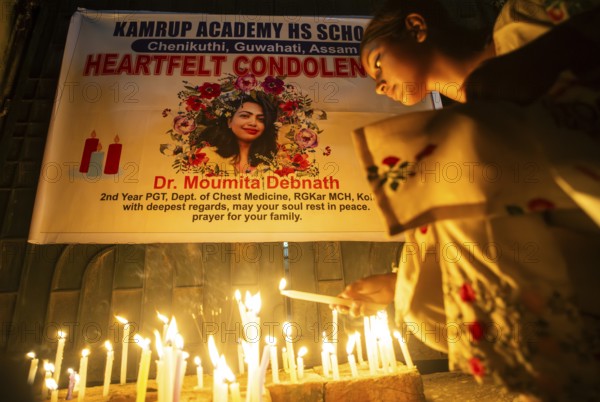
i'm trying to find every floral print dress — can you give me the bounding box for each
[352,3,600,399]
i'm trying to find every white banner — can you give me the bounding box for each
[29,9,433,243]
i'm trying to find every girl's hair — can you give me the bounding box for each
[198,92,279,166]
[362,0,502,59]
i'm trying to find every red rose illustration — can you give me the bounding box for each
[468,357,485,378]
[280,100,299,116]
[468,321,485,342]
[292,153,311,170]
[459,283,476,303]
[185,95,204,111]
[261,76,285,95]
[527,198,555,212]
[198,82,221,99]
[275,166,295,177]
[234,74,257,91]
[382,156,400,167]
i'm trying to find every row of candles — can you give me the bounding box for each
[26,279,414,401]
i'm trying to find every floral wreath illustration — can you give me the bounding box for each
[160,73,330,177]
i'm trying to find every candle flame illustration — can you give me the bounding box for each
[114,135,120,143]
[90,130,97,138]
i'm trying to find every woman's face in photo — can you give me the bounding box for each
[228,102,265,143]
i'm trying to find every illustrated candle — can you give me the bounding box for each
[54,331,66,384]
[87,142,104,178]
[135,335,152,402]
[265,336,279,383]
[79,130,99,173]
[297,347,307,380]
[104,134,122,174]
[346,338,359,378]
[78,348,90,401]
[27,352,38,385]
[115,316,130,385]
[103,341,114,397]
[194,356,203,389]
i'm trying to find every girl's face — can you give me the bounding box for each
[361,36,433,106]
[228,102,265,143]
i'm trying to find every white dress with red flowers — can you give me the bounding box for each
[352,1,600,399]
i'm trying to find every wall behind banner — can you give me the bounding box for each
[0,0,447,386]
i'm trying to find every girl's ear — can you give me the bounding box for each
[227,118,232,128]
[405,13,427,43]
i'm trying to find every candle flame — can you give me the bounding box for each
[244,291,261,314]
[156,311,169,324]
[393,330,407,344]
[104,340,112,351]
[346,337,356,355]
[115,315,128,325]
[220,355,235,382]
[298,346,307,357]
[175,333,184,350]
[45,377,58,391]
[27,351,35,359]
[165,317,178,343]
[265,335,276,346]
[134,334,150,349]
[354,331,361,339]
[234,289,241,302]
[208,335,220,367]
[58,330,66,339]
[278,278,287,291]
[81,349,90,357]
[194,356,201,366]
[44,361,54,372]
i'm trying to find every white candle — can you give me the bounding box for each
[329,344,340,381]
[46,377,58,402]
[283,322,297,382]
[53,331,66,384]
[27,352,38,385]
[393,331,414,368]
[321,332,330,378]
[346,338,359,378]
[296,347,307,380]
[103,341,114,397]
[135,336,152,402]
[237,339,245,375]
[354,332,366,367]
[266,336,279,383]
[230,381,242,402]
[257,344,271,399]
[281,347,289,373]
[363,316,377,375]
[194,356,203,389]
[42,361,54,397]
[116,316,130,385]
[78,348,90,401]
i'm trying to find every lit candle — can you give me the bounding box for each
[234,289,247,326]
[281,347,289,373]
[46,377,59,402]
[208,337,228,402]
[135,335,152,402]
[26,352,38,385]
[237,338,245,375]
[257,344,271,399]
[230,381,242,402]
[354,332,366,367]
[393,331,414,368]
[42,361,54,397]
[153,330,165,402]
[297,347,307,380]
[157,311,169,341]
[103,341,114,397]
[104,134,122,174]
[79,130,99,173]
[194,356,203,389]
[328,343,340,380]
[346,338,359,378]
[283,322,297,382]
[265,336,279,383]
[78,348,90,401]
[321,332,330,378]
[87,142,104,178]
[66,368,78,400]
[244,292,262,402]
[363,317,377,375]
[115,316,130,385]
[53,331,66,384]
